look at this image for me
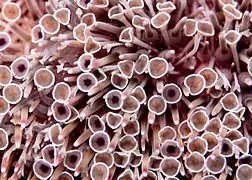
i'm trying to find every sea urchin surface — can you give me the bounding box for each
[0,0,252,179]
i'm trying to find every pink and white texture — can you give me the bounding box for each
[0,0,252,179]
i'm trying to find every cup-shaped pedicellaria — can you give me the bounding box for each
[51,101,71,122]
[135,54,149,74]
[247,58,252,76]
[81,12,96,26]
[162,83,182,104]
[225,129,243,141]
[189,110,209,132]
[220,92,239,112]
[3,83,23,104]
[150,12,170,45]
[49,123,65,146]
[77,53,93,73]
[113,151,130,168]
[132,15,148,30]
[148,57,169,79]
[89,131,110,153]
[84,36,101,54]
[31,25,45,43]
[206,155,226,174]
[111,73,128,90]
[10,57,29,79]
[205,117,222,134]
[118,169,134,180]
[122,95,140,113]
[131,86,147,104]
[238,154,252,166]
[185,152,206,173]
[158,126,177,143]
[0,128,8,150]
[129,151,143,167]
[90,162,109,180]
[156,1,176,13]
[118,135,137,152]
[123,120,140,136]
[34,68,55,89]
[184,74,206,96]
[33,159,53,179]
[198,68,218,88]
[202,175,218,180]
[140,171,157,180]
[178,120,193,139]
[233,137,249,154]
[77,0,91,9]
[236,164,252,180]
[219,138,234,157]
[201,132,218,152]
[73,23,87,43]
[39,14,60,35]
[160,157,181,177]
[118,60,135,78]
[224,30,242,72]
[64,150,83,171]
[53,8,71,25]
[52,82,71,103]
[148,95,167,115]
[77,72,98,92]
[58,172,74,180]
[108,4,127,25]
[88,115,105,133]
[183,19,197,37]
[222,112,241,130]
[187,137,208,155]
[2,2,21,22]
[0,96,10,116]
[148,155,163,171]
[0,32,11,51]
[209,88,223,99]
[106,112,122,129]
[104,89,123,110]
[161,140,181,158]
[94,152,114,168]
[41,144,57,166]
[197,20,215,37]
[119,27,157,52]
[0,65,12,86]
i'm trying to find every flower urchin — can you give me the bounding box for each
[0,0,252,179]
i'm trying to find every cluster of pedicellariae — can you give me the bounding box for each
[0,0,252,179]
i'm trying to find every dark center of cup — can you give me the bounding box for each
[83,79,92,87]
[111,96,119,104]
[84,59,90,68]
[167,89,176,98]
[57,106,66,115]
[222,143,229,153]
[48,149,54,160]
[17,64,26,73]
[94,119,102,129]
[69,155,78,163]
[97,137,105,146]
[167,145,176,154]
[0,38,6,47]
[38,32,43,39]
[40,164,49,173]
[239,157,252,165]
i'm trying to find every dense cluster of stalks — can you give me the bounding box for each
[0,0,252,179]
